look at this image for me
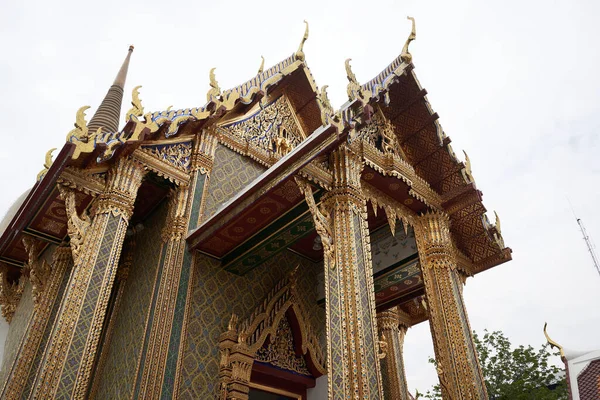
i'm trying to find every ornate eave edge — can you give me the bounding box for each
[0,144,75,265]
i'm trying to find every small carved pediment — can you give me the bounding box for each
[140,142,193,172]
[255,315,311,376]
[219,95,305,157]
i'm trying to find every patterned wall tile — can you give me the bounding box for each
[0,282,33,389]
[177,250,325,399]
[94,202,168,398]
[202,145,266,219]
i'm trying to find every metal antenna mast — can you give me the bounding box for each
[576,217,600,278]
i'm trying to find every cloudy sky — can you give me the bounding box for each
[1,0,599,394]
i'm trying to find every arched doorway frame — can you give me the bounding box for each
[218,267,326,400]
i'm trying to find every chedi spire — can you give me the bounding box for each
[87,45,134,134]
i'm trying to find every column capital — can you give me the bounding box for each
[322,145,365,208]
[96,157,146,220]
[191,128,218,173]
[414,211,456,267]
[377,307,412,332]
[161,185,190,242]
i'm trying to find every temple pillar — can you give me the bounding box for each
[0,246,72,399]
[414,212,488,400]
[32,157,146,399]
[377,307,411,400]
[298,146,383,400]
[135,131,217,399]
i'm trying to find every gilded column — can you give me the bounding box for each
[89,238,135,400]
[135,130,217,399]
[298,146,383,400]
[1,245,72,399]
[377,307,411,400]
[414,212,488,400]
[32,157,146,399]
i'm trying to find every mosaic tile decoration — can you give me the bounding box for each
[94,203,168,398]
[177,250,325,399]
[202,145,266,219]
[55,215,124,398]
[353,214,380,393]
[0,283,34,390]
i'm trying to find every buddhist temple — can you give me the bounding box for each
[0,19,511,399]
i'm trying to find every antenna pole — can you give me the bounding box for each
[576,218,600,278]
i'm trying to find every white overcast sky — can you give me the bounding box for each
[1,0,599,394]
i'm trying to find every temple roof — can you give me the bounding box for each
[0,20,511,288]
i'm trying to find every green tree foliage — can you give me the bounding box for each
[421,330,567,400]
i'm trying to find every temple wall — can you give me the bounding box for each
[178,250,325,399]
[94,201,168,398]
[0,281,34,389]
[202,144,266,219]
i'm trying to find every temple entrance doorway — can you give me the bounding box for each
[218,270,326,400]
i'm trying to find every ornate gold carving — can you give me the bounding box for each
[414,211,488,399]
[126,85,144,121]
[356,132,442,210]
[66,106,102,160]
[400,17,416,64]
[362,181,415,231]
[57,167,106,197]
[218,95,305,159]
[295,177,335,269]
[298,159,333,191]
[191,129,218,173]
[218,269,326,399]
[22,236,51,307]
[316,85,334,125]
[294,20,309,62]
[345,58,362,101]
[161,186,190,242]
[255,317,311,375]
[377,336,388,359]
[37,148,57,182]
[96,158,146,220]
[1,246,72,399]
[462,150,475,184]
[0,264,25,324]
[134,142,192,186]
[317,146,384,399]
[377,307,412,400]
[58,186,91,264]
[207,67,221,104]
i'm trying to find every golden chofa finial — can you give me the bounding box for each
[126,85,144,121]
[294,20,309,62]
[401,16,416,64]
[258,56,265,74]
[345,58,361,100]
[66,106,91,142]
[206,67,221,103]
[462,150,475,184]
[494,211,502,235]
[36,148,57,181]
[544,322,565,359]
